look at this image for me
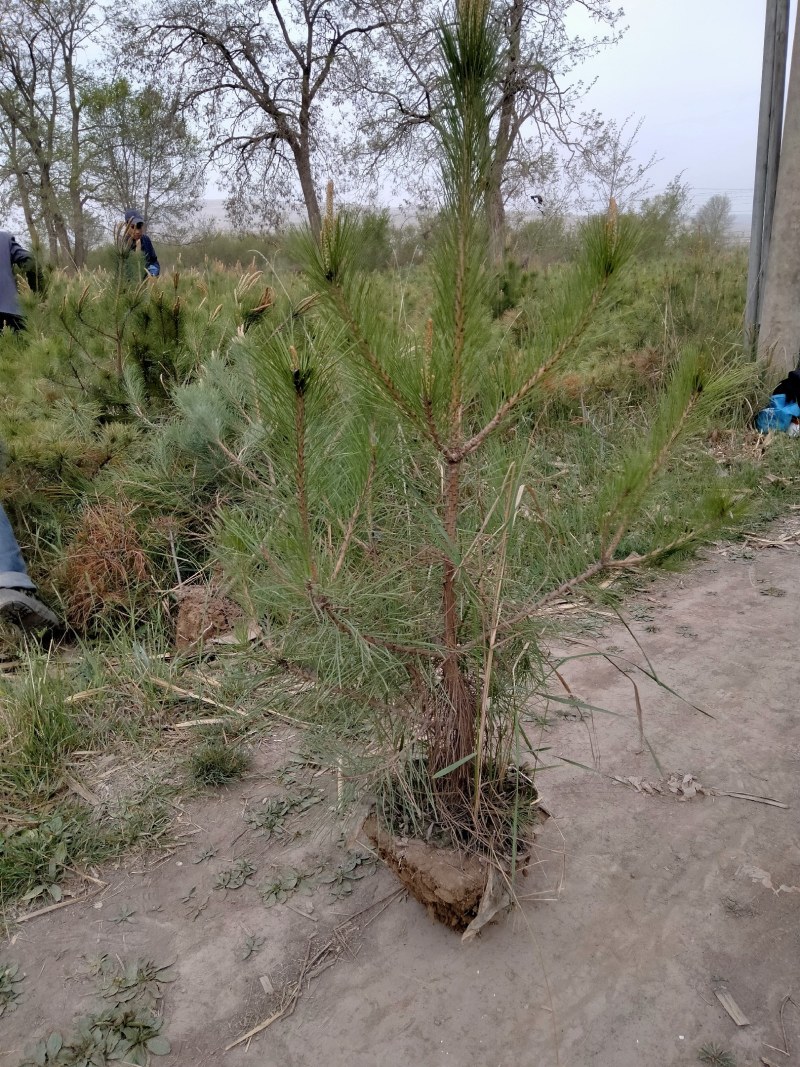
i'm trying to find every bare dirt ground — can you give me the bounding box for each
[3,522,800,1067]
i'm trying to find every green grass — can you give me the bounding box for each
[188,741,249,786]
[0,642,201,914]
[0,655,82,802]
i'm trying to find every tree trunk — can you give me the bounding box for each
[759,6,800,372]
[64,49,86,267]
[486,168,507,267]
[7,134,42,253]
[39,159,74,267]
[44,215,59,261]
[294,140,321,237]
[19,189,42,254]
[486,0,523,267]
[36,164,62,262]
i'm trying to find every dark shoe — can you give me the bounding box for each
[0,589,61,631]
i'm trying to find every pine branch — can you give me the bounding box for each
[462,525,711,655]
[309,586,442,660]
[274,658,409,719]
[331,439,376,580]
[451,284,605,462]
[214,437,275,490]
[602,391,698,557]
[329,283,433,441]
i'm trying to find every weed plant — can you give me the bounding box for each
[0,646,178,910]
[0,959,24,1016]
[19,955,173,1066]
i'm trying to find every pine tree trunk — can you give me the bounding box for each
[433,460,476,796]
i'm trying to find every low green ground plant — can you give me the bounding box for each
[18,953,174,1066]
[0,959,24,1016]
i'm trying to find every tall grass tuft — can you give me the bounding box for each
[0,653,78,802]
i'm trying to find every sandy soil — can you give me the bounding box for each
[2,526,800,1067]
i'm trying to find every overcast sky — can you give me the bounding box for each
[569,0,797,215]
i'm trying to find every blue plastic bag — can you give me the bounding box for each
[755,392,800,433]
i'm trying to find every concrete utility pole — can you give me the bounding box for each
[761,1,790,290]
[758,2,800,372]
[745,0,789,349]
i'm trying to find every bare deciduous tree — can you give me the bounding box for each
[0,0,102,266]
[145,0,391,236]
[576,114,658,212]
[83,78,205,236]
[693,193,733,249]
[358,0,623,263]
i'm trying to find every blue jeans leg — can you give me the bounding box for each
[0,503,35,590]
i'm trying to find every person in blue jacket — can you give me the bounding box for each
[121,209,160,276]
[0,230,60,630]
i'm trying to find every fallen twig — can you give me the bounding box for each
[166,717,227,729]
[153,677,309,729]
[225,889,403,1051]
[345,887,405,927]
[226,1006,289,1049]
[718,792,789,809]
[777,992,797,1057]
[743,529,800,549]
[284,902,318,924]
[65,774,101,806]
[147,675,247,716]
[65,866,107,888]
[761,1044,789,1058]
[16,886,105,923]
[226,943,312,1050]
[65,688,108,705]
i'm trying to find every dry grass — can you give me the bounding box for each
[59,501,153,629]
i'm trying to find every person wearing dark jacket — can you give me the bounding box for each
[0,230,36,330]
[121,209,160,276]
[0,230,60,630]
[772,367,800,406]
